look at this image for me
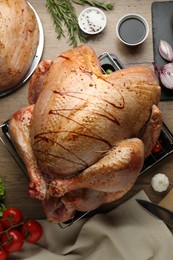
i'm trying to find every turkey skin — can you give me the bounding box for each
[9,45,162,223]
[0,0,38,92]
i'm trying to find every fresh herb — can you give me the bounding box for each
[46,0,87,47]
[0,204,6,217]
[0,178,6,216]
[73,0,114,11]
[46,0,114,47]
[0,178,5,201]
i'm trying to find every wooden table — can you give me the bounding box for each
[0,0,173,223]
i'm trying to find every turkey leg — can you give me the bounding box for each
[9,105,47,200]
[49,138,145,197]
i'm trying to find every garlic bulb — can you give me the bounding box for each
[159,40,173,61]
[151,173,169,192]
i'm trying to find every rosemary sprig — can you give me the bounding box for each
[46,0,87,46]
[0,178,6,217]
[46,0,114,47]
[72,0,114,11]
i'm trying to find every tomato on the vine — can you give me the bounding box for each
[1,229,24,253]
[0,247,8,260]
[21,220,43,243]
[0,222,4,238]
[1,207,23,229]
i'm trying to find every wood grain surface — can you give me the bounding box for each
[0,0,173,227]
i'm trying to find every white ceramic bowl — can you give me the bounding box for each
[116,13,149,46]
[78,7,107,35]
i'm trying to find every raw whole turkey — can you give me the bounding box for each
[0,0,38,93]
[9,45,163,223]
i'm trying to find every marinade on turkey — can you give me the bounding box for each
[9,45,162,223]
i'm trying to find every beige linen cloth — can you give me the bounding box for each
[10,190,173,260]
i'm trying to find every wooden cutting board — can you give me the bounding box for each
[152,1,173,101]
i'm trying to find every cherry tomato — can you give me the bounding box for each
[152,141,163,154]
[1,207,23,229]
[0,247,8,260]
[0,223,4,238]
[1,229,24,253]
[21,220,43,243]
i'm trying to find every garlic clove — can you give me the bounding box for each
[159,40,173,61]
[159,63,173,89]
[151,173,169,192]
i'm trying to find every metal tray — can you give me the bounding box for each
[1,53,173,229]
[0,2,44,97]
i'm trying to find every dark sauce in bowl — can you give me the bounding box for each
[119,18,146,45]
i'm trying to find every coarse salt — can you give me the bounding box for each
[79,8,106,34]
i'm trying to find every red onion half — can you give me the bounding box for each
[159,63,173,89]
[159,40,173,61]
